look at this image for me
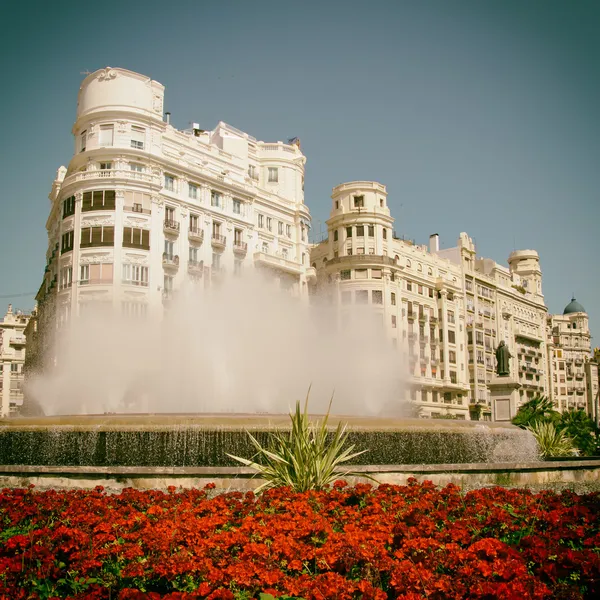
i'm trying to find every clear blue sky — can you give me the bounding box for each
[0,0,598,345]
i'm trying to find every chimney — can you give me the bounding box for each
[165,112,171,125]
[429,233,440,253]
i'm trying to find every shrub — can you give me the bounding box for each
[527,421,579,458]
[228,393,368,492]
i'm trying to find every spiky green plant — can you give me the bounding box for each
[528,421,579,459]
[228,392,369,493]
[512,394,560,429]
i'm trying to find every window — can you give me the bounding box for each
[391,292,396,305]
[234,228,243,245]
[340,270,351,280]
[79,130,87,152]
[122,227,150,249]
[189,214,200,233]
[282,248,288,259]
[356,225,365,236]
[266,217,272,231]
[383,229,387,240]
[61,230,74,253]
[407,282,412,292]
[164,240,174,258]
[79,263,113,284]
[211,190,222,207]
[448,310,455,324]
[212,221,221,237]
[189,246,199,262]
[368,225,374,237]
[82,190,116,211]
[99,161,112,175]
[80,226,114,248]
[372,269,382,279]
[233,199,241,214]
[278,221,284,235]
[234,259,243,275]
[165,206,175,224]
[62,196,75,218]
[164,175,175,191]
[353,195,364,208]
[372,290,383,304]
[60,266,72,289]
[248,165,257,180]
[356,290,368,304]
[333,230,339,242]
[130,163,144,174]
[258,214,264,228]
[335,201,339,209]
[357,247,365,255]
[131,126,145,150]
[286,224,291,238]
[122,264,149,286]
[268,167,278,182]
[392,315,397,328]
[355,269,368,279]
[189,183,198,200]
[448,330,456,344]
[262,242,269,253]
[164,274,174,293]
[449,350,456,364]
[346,226,353,238]
[99,125,114,146]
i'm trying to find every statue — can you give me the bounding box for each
[495,340,512,377]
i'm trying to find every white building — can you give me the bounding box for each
[34,67,313,362]
[0,305,31,416]
[310,181,596,421]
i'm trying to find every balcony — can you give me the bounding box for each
[211,234,227,249]
[233,241,248,254]
[124,205,151,215]
[253,251,304,276]
[575,358,584,366]
[9,336,26,347]
[407,311,415,321]
[418,313,427,323]
[429,316,438,324]
[575,373,584,380]
[420,336,429,345]
[79,279,112,286]
[408,332,417,342]
[306,266,317,282]
[164,220,180,236]
[188,260,204,275]
[61,168,162,188]
[162,254,179,269]
[188,228,204,244]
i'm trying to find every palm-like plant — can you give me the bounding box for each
[528,421,579,459]
[228,392,368,493]
[512,395,559,429]
[559,409,598,456]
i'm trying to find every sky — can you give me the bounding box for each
[0,0,598,345]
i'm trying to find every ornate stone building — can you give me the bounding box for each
[310,181,596,420]
[33,67,313,375]
[0,305,31,416]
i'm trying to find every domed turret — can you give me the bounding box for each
[563,297,586,315]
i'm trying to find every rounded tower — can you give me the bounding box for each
[508,250,543,298]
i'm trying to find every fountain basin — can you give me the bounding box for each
[0,413,538,467]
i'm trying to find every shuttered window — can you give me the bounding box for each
[80,226,115,247]
[123,227,150,250]
[82,190,116,211]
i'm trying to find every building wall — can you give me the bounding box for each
[310,181,596,421]
[0,306,31,416]
[34,67,313,376]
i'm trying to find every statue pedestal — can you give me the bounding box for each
[489,376,521,422]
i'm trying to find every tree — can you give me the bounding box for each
[512,395,559,429]
[558,409,598,456]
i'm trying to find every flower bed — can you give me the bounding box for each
[0,481,599,599]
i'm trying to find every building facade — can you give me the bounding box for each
[33,67,313,370]
[0,305,31,416]
[310,181,596,420]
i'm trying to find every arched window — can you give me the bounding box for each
[428,267,433,276]
[406,259,411,268]
[395,255,400,264]
[418,263,423,272]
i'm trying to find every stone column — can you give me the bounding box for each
[489,376,521,422]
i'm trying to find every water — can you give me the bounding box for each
[27,272,407,417]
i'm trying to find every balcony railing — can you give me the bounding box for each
[124,205,151,215]
[164,220,180,235]
[211,234,227,248]
[9,337,26,346]
[233,241,248,254]
[188,260,204,274]
[121,279,149,287]
[407,311,415,321]
[162,254,179,268]
[61,169,162,188]
[188,228,204,243]
[429,316,438,324]
[79,279,113,286]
